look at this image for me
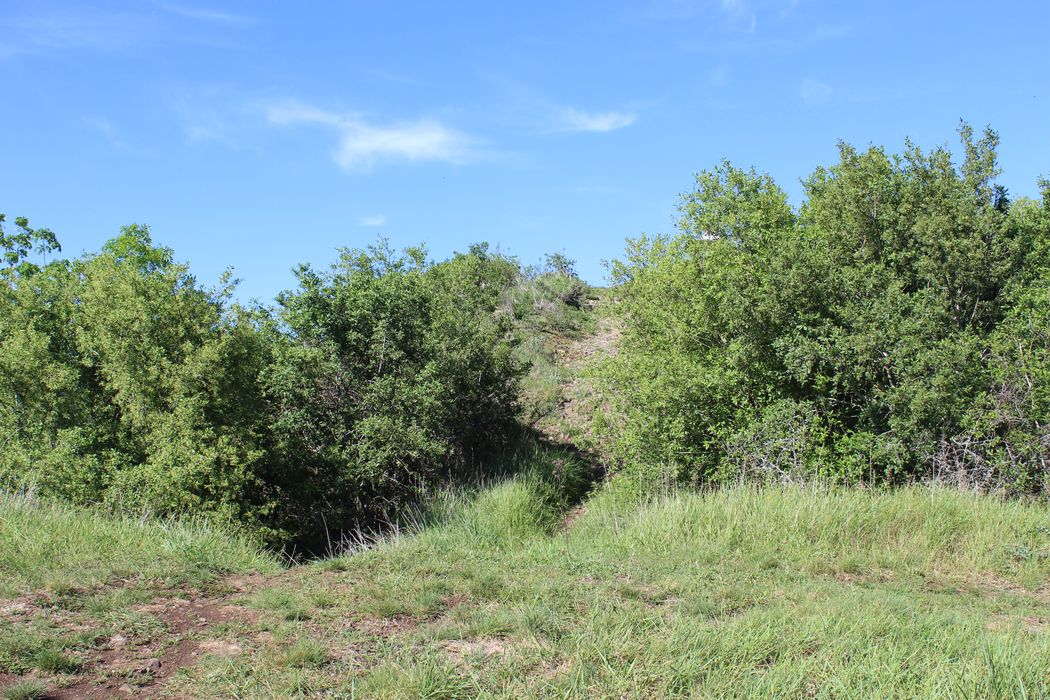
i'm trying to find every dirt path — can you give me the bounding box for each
[534,311,620,450]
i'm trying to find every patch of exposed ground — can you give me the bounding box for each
[353,615,418,637]
[986,614,1048,634]
[0,577,263,700]
[441,637,509,660]
[560,504,587,532]
[538,313,620,448]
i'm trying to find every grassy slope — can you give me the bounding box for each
[172,482,1049,699]
[0,492,277,597]
[0,492,278,697]
[0,454,1048,699]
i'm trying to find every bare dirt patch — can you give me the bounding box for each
[50,599,238,699]
[0,578,266,700]
[560,504,587,531]
[832,568,895,586]
[197,640,242,658]
[441,593,470,611]
[353,615,418,637]
[442,637,509,660]
[535,315,620,450]
[986,614,1048,634]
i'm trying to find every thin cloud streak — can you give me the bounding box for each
[84,117,131,150]
[156,3,254,25]
[800,78,833,106]
[264,100,478,170]
[0,4,253,59]
[0,10,154,55]
[557,108,637,133]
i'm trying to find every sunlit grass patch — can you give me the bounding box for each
[190,482,1047,698]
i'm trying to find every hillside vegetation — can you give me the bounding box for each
[1,123,1048,698]
[0,230,531,549]
[601,124,1050,494]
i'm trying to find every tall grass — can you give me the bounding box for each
[572,484,1050,587]
[205,480,1049,699]
[0,490,279,597]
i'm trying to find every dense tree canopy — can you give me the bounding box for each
[603,124,1050,493]
[0,229,525,547]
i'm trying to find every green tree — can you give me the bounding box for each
[602,124,1050,493]
[264,241,524,546]
[0,214,60,279]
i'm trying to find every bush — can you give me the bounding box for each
[0,225,276,534]
[0,226,525,548]
[601,124,1050,493]
[502,253,594,337]
[263,241,525,547]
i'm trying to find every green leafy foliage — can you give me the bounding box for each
[0,213,60,279]
[602,124,1050,492]
[0,228,525,548]
[263,241,524,546]
[0,225,275,534]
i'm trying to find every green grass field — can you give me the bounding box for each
[4,473,1046,698]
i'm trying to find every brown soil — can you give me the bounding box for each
[560,504,587,531]
[538,315,620,448]
[441,637,509,659]
[0,577,262,700]
[353,614,418,637]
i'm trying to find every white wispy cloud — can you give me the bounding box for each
[169,84,250,146]
[0,10,154,54]
[633,0,815,42]
[359,215,387,226]
[557,108,637,133]
[478,73,642,137]
[0,4,251,59]
[85,117,130,150]
[635,0,768,26]
[719,0,752,20]
[156,3,253,25]
[800,78,833,106]
[265,100,477,170]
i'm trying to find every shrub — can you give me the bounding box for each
[601,124,1050,492]
[0,225,276,534]
[0,227,525,548]
[261,241,524,546]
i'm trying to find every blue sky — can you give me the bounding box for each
[2,1,1047,300]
